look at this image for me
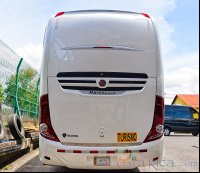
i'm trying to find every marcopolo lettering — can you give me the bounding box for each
[89,91,117,95]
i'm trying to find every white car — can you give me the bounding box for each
[39,10,164,170]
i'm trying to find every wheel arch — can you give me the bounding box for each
[164,125,172,131]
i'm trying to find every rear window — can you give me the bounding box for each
[50,13,156,51]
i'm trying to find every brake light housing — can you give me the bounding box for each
[144,95,164,143]
[55,12,65,18]
[93,46,113,49]
[40,94,60,142]
[141,13,151,18]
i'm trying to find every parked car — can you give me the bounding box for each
[39,10,164,169]
[164,105,199,136]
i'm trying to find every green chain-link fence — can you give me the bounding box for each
[0,39,40,128]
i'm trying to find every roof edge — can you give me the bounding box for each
[61,10,141,15]
[172,95,178,105]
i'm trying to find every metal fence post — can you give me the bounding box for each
[34,78,40,127]
[14,58,23,119]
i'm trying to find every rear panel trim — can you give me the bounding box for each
[57,72,148,79]
[61,86,143,91]
[61,142,143,147]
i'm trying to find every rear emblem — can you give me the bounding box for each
[99,80,106,87]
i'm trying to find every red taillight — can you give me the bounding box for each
[143,96,164,143]
[139,149,148,153]
[107,151,116,154]
[40,94,60,142]
[93,46,113,49]
[57,150,65,153]
[141,13,150,18]
[153,157,159,161]
[55,12,64,18]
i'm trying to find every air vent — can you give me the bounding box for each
[57,72,148,92]
[57,72,148,78]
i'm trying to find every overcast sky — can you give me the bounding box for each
[0,0,199,104]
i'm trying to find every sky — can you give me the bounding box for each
[0,0,199,104]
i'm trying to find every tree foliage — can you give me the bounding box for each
[3,67,39,117]
[0,83,3,102]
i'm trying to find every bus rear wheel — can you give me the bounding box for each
[164,127,171,136]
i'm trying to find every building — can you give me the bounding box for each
[172,94,199,112]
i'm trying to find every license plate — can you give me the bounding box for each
[117,132,137,142]
[94,157,110,166]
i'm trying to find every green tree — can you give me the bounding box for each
[4,67,39,117]
[0,83,4,102]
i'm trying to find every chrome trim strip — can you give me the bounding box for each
[61,46,143,51]
[57,78,148,81]
[59,83,145,88]
[107,84,146,88]
[59,83,97,87]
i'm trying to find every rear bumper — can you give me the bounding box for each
[39,135,164,170]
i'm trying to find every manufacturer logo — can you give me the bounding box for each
[65,134,79,137]
[99,79,106,87]
[78,90,126,96]
[89,91,116,95]
[62,133,79,138]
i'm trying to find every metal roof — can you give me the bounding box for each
[172,95,199,109]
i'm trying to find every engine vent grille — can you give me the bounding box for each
[57,72,148,78]
[57,72,148,92]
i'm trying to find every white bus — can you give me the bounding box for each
[39,10,164,170]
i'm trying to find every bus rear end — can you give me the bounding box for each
[39,10,164,169]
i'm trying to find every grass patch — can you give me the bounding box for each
[4,166,10,170]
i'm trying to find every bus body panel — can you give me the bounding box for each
[48,77,156,144]
[50,13,156,51]
[48,49,157,77]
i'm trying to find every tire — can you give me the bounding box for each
[164,127,171,136]
[8,114,25,140]
[0,120,5,141]
[192,133,199,136]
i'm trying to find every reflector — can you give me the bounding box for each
[153,157,159,161]
[73,150,82,153]
[57,150,65,153]
[139,149,147,153]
